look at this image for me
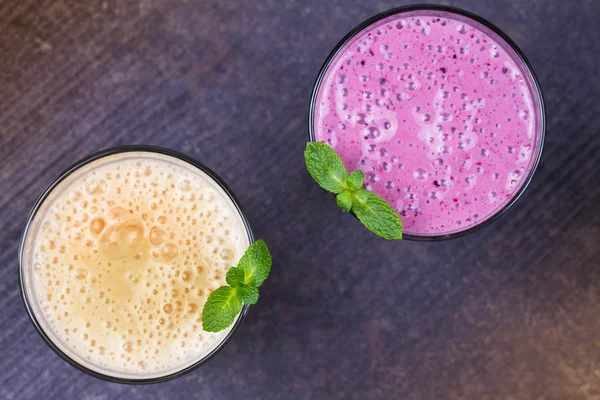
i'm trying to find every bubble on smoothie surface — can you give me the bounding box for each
[313,12,538,235]
[30,157,249,374]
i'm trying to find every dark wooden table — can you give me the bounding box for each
[1,0,599,398]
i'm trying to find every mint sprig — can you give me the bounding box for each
[305,142,403,240]
[202,239,272,332]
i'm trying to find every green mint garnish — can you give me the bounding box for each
[201,287,242,333]
[347,170,365,191]
[305,142,403,240]
[336,192,353,212]
[236,239,272,287]
[304,140,352,193]
[202,239,272,332]
[235,286,259,305]
[225,267,245,287]
[351,189,403,240]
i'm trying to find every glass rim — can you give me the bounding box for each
[308,4,546,241]
[18,145,255,384]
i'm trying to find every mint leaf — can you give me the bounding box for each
[236,286,259,304]
[347,170,364,191]
[336,192,353,212]
[237,239,272,287]
[352,189,403,240]
[202,286,243,332]
[304,142,350,194]
[225,267,245,287]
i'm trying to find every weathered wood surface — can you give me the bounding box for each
[0,0,598,398]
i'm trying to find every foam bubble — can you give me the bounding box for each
[85,179,107,195]
[413,168,428,180]
[149,227,166,246]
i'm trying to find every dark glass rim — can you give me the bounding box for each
[18,145,255,384]
[308,4,546,241]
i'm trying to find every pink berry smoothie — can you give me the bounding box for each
[312,7,544,238]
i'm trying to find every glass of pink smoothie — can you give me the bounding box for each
[310,5,545,241]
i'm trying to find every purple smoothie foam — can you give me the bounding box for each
[313,10,543,237]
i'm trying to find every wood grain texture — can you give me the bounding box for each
[1,0,599,398]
